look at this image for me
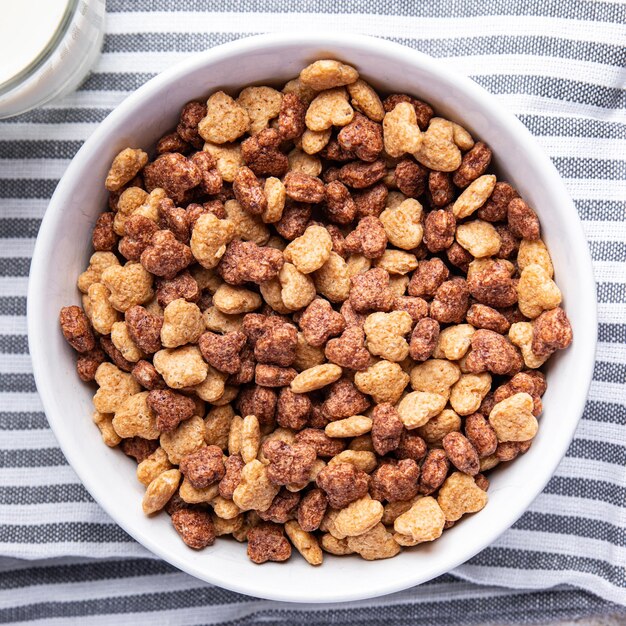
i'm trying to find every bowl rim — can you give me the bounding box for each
[27,32,597,603]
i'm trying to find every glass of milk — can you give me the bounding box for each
[0,0,105,118]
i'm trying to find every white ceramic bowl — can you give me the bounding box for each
[28,34,597,603]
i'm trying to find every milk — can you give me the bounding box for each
[0,0,105,118]
[0,0,70,86]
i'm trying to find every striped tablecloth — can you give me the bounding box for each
[1,1,625,623]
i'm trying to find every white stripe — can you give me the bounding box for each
[0,160,71,179]
[556,456,626,483]
[0,429,60,450]
[0,392,44,412]
[0,124,96,142]
[596,341,626,364]
[582,219,626,240]
[0,541,150,561]
[0,466,80,487]
[0,502,111,525]
[0,315,27,334]
[591,261,626,283]
[0,239,36,258]
[536,137,626,161]
[0,276,28,296]
[530,492,626,524]
[567,179,626,201]
[0,199,48,219]
[586,379,626,405]
[0,354,31,374]
[105,13,626,47]
[598,302,626,319]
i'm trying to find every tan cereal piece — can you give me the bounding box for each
[193,365,227,402]
[136,447,173,486]
[259,278,292,314]
[300,60,359,91]
[198,91,250,144]
[456,220,501,258]
[262,177,286,223]
[452,175,497,219]
[287,148,323,177]
[78,252,120,293]
[363,311,413,362]
[397,391,448,429]
[313,252,351,303]
[517,264,562,319]
[354,360,409,404]
[414,118,462,172]
[346,522,401,560]
[112,391,160,440]
[93,363,141,414]
[393,496,445,543]
[290,364,342,393]
[92,411,121,447]
[110,321,144,363]
[489,392,538,442]
[333,496,384,537]
[203,307,244,334]
[202,142,243,182]
[279,263,317,311]
[449,373,492,416]
[204,405,235,450]
[87,283,120,334]
[160,299,205,348]
[105,148,148,191]
[213,284,262,314]
[518,239,554,277]
[347,79,385,122]
[190,213,235,269]
[379,198,424,251]
[241,414,261,463]
[509,322,549,369]
[325,415,372,438]
[381,497,420,526]
[328,450,377,473]
[383,102,423,157]
[301,129,332,155]
[437,471,488,522]
[101,262,154,312]
[233,459,280,512]
[433,324,475,361]
[285,520,323,565]
[160,415,206,464]
[237,86,283,135]
[416,408,461,445]
[283,224,333,274]
[305,88,355,131]
[410,359,461,398]
[293,332,326,371]
[142,468,181,515]
[153,345,208,389]
[320,533,354,555]
[228,415,243,456]
[211,495,241,520]
[283,77,317,104]
[375,250,419,275]
[213,513,244,536]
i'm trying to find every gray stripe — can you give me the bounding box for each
[469,547,626,587]
[589,241,626,263]
[575,200,625,221]
[593,361,626,384]
[518,114,626,139]
[103,0,626,23]
[0,374,36,393]
[0,258,30,277]
[0,412,48,430]
[545,476,626,507]
[0,586,622,624]
[551,157,626,180]
[514,511,626,546]
[0,108,111,125]
[0,558,176,590]
[472,75,626,109]
[0,140,82,160]
[0,449,67,468]
[0,484,93,505]
[598,323,626,344]
[102,33,626,68]
[0,180,58,199]
[582,401,626,425]
[0,336,29,355]
[567,439,626,466]
[0,298,26,316]
[597,282,626,304]
[0,522,133,545]
[0,219,41,238]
